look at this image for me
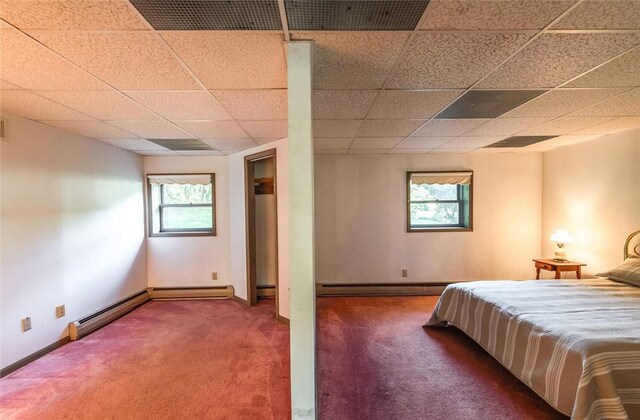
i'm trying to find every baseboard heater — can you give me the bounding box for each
[257,285,276,298]
[149,285,233,300]
[69,289,151,341]
[316,282,450,297]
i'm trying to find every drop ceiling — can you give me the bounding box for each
[0,0,639,156]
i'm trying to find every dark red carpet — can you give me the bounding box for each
[0,299,290,420]
[317,296,567,420]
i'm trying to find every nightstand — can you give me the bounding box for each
[533,259,586,279]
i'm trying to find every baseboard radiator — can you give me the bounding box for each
[316,282,450,297]
[150,285,234,300]
[69,289,151,341]
[257,285,276,298]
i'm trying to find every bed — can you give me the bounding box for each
[425,230,640,420]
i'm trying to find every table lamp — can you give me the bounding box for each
[551,229,572,262]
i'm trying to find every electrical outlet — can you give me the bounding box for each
[56,305,65,318]
[22,317,32,332]
[211,272,218,280]
[402,269,408,278]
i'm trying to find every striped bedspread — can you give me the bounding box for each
[425,279,640,420]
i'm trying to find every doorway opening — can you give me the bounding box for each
[245,149,279,319]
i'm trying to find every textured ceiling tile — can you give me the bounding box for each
[212,90,287,120]
[564,48,640,88]
[0,90,92,120]
[42,120,135,138]
[526,134,601,151]
[368,90,463,119]
[174,120,248,139]
[135,150,180,156]
[356,119,424,137]
[239,120,287,138]
[348,149,389,155]
[291,32,409,89]
[464,118,552,136]
[178,150,225,156]
[396,136,454,148]
[315,149,348,155]
[351,137,404,149]
[0,0,147,30]
[570,88,640,116]
[502,88,631,117]
[124,91,232,121]
[202,138,257,151]
[30,31,200,90]
[441,136,506,148]
[313,90,379,119]
[0,28,106,90]
[253,138,281,146]
[552,0,640,29]
[572,117,640,135]
[98,138,169,151]
[388,148,431,154]
[36,90,160,121]
[429,148,475,153]
[411,119,489,136]
[314,138,353,150]
[519,116,615,135]
[472,147,522,153]
[161,32,286,89]
[313,120,362,137]
[478,33,640,88]
[109,121,194,139]
[387,32,532,89]
[0,80,22,89]
[421,0,574,30]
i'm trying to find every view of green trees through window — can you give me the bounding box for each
[162,183,213,230]
[409,183,460,226]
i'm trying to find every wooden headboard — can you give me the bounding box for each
[624,230,640,260]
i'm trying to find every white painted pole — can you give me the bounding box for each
[287,41,316,420]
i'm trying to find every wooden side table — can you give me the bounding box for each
[533,259,586,279]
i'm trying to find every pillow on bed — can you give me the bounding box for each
[596,258,640,286]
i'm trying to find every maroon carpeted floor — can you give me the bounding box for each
[317,296,567,420]
[0,299,290,420]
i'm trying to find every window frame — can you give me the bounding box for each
[146,173,216,238]
[406,171,473,233]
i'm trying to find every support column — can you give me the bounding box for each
[287,41,316,420]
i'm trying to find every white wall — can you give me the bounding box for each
[0,114,147,369]
[542,129,640,276]
[143,156,231,288]
[314,152,543,284]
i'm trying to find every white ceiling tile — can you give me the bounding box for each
[314,149,348,155]
[212,90,287,120]
[313,120,362,138]
[124,91,232,121]
[387,33,532,89]
[564,48,640,88]
[351,137,404,149]
[0,79,22,89]
[239,120,287,138]
[570,88,640,116]
[98,138,168,151]
[0,0,147,30]
[348,149,389,155]
[0,90,92,120]
[0,28,106,90]
[552,0,640,30]
[368,90,463,119]
[396,137,455,149]
[464,118,552,136]
[30,31,200,90]
[177,150,225,156]
[137,150,181,156]
[356,119,425,137]
[429,148,475,154]
[439,136,505,148]
[411,119,489,137]
[526,134,602,151]
[42,120,135,139]
[572,117,640,135]
[478,33,640,88]
[519,116,615,135]
[202,138,257,151]
[421,0,574,30]
[174,120,248,139]
[161,32,286,89]
[253,138,281,146]
[1,20,11,28]
[388,148,431,154]
[314,138,353,150]
[109,121,194,139]
[36,90,160,121]
[472,147,523,154]
[502,88,631,118]
[313,90,379,119]
[291,32,409,89]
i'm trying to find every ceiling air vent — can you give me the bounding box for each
[285,0,430,30]
[484,136,556,148]
[129,0,283,30]
[436,90,547,119]
[148,139,213,151]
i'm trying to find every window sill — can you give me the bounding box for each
[407,227,472,233]
[150,231,216,238]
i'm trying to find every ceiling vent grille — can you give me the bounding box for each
[285,0,430,30]
[148,139,213,151]
[484,136,556,148]
[129,0,283,30]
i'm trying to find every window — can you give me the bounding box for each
[406,171,472,232]
[147,174,215,236]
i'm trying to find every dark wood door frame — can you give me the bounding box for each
[244,149,279,318]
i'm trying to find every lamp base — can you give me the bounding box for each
[552,258,569,263]
[553,248,568,263]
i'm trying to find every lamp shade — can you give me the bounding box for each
[551,229,573,244]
